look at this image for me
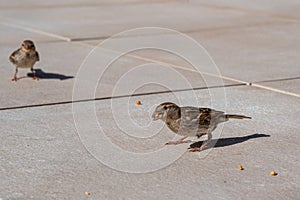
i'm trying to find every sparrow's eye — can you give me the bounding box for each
[22,44,25,47]
[163,106,168,110]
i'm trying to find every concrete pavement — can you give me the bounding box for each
[0,0,299,199]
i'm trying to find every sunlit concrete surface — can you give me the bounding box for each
[0,0,299,199]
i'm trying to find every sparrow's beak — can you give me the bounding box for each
[152,112,160,121]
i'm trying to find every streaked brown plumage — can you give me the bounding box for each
[9,40,39,81]
[152,102,251,151]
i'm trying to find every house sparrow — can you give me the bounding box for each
[152,102,251,151]
[9,40,39,81]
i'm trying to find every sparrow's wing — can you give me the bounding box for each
[184,107,224,126]
[9,48,20,64]
[198,108,215,126]
[181,107,211,126]
[177,107,212,136]
[207,109,225,119]
[35,51,40,61]
[180,107,225,133]
[182,107,203,119]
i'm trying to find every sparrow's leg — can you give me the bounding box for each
[12,68,18,81]
[166,136,191,145]
[189,132,212,152]
[31,68,39,80]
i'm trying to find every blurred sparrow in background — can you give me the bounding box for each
[9,40,40,81]
[152,102,251,152]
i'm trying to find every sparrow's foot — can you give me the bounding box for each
[188,145,208,152]
[188,141,210,152]
[32,74,39,80]
[12,77,18,81]
[165,139,192,145]
[188,147,202,152]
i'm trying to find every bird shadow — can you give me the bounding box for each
[189,133,270,149]
[27,69,74,80]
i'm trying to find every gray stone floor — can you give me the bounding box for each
[0,1,299,199]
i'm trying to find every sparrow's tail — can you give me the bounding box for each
[225,114,251,120]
